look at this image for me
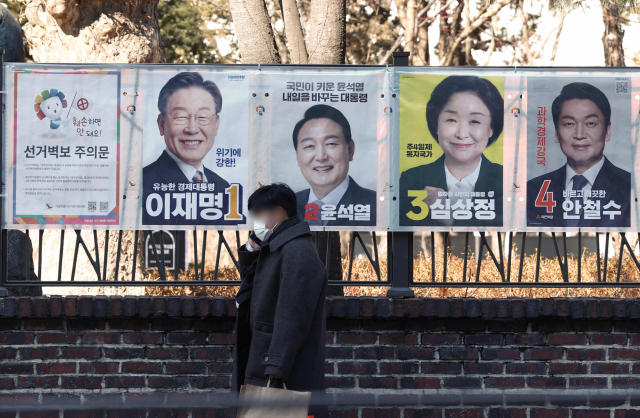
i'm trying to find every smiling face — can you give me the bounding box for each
[555,98,611,173]
[436,92,494,168]
[295,118,355,200]
[41,96,63,119]
[157,87,220,168]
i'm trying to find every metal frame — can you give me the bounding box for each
[3,53,640,296]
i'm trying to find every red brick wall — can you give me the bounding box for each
[1,296,640,417]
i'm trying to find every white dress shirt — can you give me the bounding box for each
[307,175,350,206]
[565,156,605,201]
[444,159,482,204]
[166,148,209,183]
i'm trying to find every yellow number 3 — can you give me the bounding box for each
[406,190,430,221]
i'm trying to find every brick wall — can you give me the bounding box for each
[2,296,640,418]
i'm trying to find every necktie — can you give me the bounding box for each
[308,200,324,226]
[192,170,204,183]
[566,174,588,227]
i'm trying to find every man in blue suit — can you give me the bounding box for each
[291,105,377,227]
[143,72,233,225]
[527,82,630,227]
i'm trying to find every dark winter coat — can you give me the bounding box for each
[231,221,328,418]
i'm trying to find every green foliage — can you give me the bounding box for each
[158,0,238,64]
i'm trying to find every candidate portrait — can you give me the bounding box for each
[399,75,504,227]
[142,72,231,225]
[526,82,631,227]
[292,104,377,226]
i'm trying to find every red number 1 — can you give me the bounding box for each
[535,179,556,213]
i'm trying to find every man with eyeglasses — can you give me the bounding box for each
[142,72,231,225]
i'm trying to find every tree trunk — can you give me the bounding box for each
[20,0,165,63]
[229,0,282,63]
[280,0,309,63]
[19,0,165,292]
[602,2,625,67]
[416,24,430,65]
[307,0,346,63]
[404,0,417,63]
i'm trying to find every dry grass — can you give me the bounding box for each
[146,246,640,298]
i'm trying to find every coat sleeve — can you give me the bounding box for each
[237,244,260,274]
[262,241,327,379]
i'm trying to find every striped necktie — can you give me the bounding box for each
[192,170,204,183]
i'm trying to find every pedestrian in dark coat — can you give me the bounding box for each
[232,183,328,418]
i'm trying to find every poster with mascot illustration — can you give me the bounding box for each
[12,71,120,226]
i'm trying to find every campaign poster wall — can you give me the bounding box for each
[140,70,250,227]
[268,71,384,229]
[13,71,120,226]
[398,74,505,229]
[526,76,632,229]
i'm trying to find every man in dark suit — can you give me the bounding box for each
[291,104,377,226]
[142,72,236,225]
[527,82,630,227]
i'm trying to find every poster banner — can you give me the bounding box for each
[397,73,505,230]
[140,70,250,227]
[5,64,640,233]
[11,70,120,226]
[525,76,633,230]
[266,69,386,230]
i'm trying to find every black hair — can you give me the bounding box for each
[157,72,222,115]
[551,82,611,130]
[248,183,298,219]
[426,75,504,146]
[292,104,352,150]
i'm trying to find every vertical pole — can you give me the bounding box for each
[0,50,7,296]
[386,51,415,298]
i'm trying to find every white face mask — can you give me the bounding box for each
[253,220,279,241]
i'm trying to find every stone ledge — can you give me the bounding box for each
[0,296,636,320]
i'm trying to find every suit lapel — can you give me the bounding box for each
[591,157,615,192]
[297,189,311,220]
[156,151,190,184]
[431,155,448,191]
[474,155,496,193]
[581,157,614,227]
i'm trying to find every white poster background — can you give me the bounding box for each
[14,72,119,221]
[268,71,384,229]
[527,76,632,178]
[141,70,250,226]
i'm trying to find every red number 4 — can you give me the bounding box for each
[535,180,556,213]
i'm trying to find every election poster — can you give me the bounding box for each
[268,71,384,229]
[398,74,505,228]
[141,70,249,227]
[526,76,632,229]
[12,70,120,226]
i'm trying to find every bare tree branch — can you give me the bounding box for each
[378,34,404,64]
[482,15,497,65]
[418,0,458,28]
[549,11,565,65]
[441,0,512,66]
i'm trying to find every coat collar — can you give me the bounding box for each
[268,220,312,252]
